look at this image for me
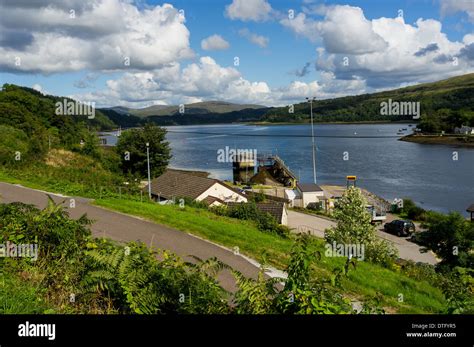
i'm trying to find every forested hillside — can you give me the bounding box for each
[262,73,474,131]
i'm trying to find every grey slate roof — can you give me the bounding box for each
[256,202,285,223]
[296,183,323,192]
[202,196,225,205]
[227,201,285,223]
[146,169,243,200]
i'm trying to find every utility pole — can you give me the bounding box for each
[146,142,151,200]
[306,97,317,184]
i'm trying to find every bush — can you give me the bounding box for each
[233,234,355,314]
[400,261,439,286]
[0,125,31,165]
[438,267,474,314]
[307,202,322,211]
[228,202,289,238]
[418,211,474,269]
[401,199,426,221]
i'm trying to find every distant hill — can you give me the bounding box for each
[146,107,269,126]
[262,73,474,126]
[128,101,267,117]
[99,108,143,128]
[105,106,132,115]
[0,84,116,132]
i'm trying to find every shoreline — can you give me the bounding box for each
[399,134,474,148]
[247,120,416,126]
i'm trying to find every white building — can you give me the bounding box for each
[294,183,326,208]
[146,169,247,204]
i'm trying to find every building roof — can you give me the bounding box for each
[296,183,323,192]
[245,190,291,203]
[202,196,225,206]
[467,204,474,213]
[167,168,210,178]
[146,170,244,200]
[256,202,286,223]
[227,201,286,223]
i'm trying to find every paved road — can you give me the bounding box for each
[287,210,437,264]
[0,182,264,292]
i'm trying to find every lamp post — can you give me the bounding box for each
[146,142,151,199]
[306,97,317,184]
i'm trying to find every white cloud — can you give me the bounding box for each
[280,12,320,42]
[73,56,369,108]
[0,0,193,73]
[201,34,230,51]
[225,0,273,22]
[32,84,46,94]
[464,33,474,45]
[282,5,473,89]
[238,29,269,48]
[440,0,474,22]
[281,6,388,54]
[319,6,388,54]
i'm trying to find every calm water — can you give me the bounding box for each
[102,123,474,215]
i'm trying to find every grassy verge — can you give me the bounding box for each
[96,198,292,269]
[0,270,52,314]
[0,155,135,201]
[94,198,447,313]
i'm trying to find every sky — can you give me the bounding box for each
[0,0,473,107]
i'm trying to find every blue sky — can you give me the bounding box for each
[0,0,473,107]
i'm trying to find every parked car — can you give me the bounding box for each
[383,220,416,237]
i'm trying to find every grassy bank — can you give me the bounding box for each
[0,271,52,314]
[0,149,137,200]
[94,198,447,313]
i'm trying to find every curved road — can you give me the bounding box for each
[0,182,265,292]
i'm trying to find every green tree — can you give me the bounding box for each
[77,131,101,159]
[116,123,171,178]
[419,212,474,269]
[325,187,398,265]
[325,187,375,245]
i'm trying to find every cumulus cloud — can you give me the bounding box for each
[282,5,473,89]
[319,6,388,54]
[281,6,388,54]
[72,55,369,108]
[0,0,193,73]
[225,0,273,22]
[280,12,321,43]
[201,34,230,51]
[238,28,269,48]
